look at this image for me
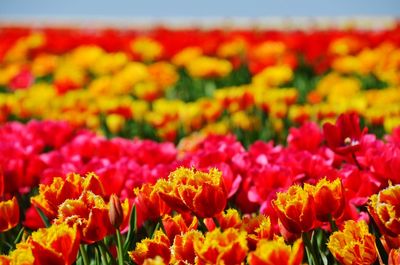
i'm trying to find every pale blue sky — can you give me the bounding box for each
[0,0,399,18]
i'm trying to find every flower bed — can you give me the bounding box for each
[0,24,400,265]
[0,25,400,143]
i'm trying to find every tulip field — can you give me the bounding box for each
[1,23,400,265]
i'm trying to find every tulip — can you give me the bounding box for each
[134,183,171,227]
[56,191,114,244]
[368,184,400,238]
[241,214,273,250]
[142,256,166,265]
[0,242,34,265]
[131,37,163,62]
[368,184,400,251]
[172,230,203,264]
[247,237,303,265]
[194,227,248,265]
[0,223,80,265]
[0,196,19,232]
[186,56,232,79]
[109,194,123,229]
[327,220,377,265]
[287,122,323,152]
[129,230,171,265]
[214,209,242,231]
[272,185,316,234]
[389,248,400,265]
[0,256,11,265]
[162,214,198,242]
[29,223,80,265]
[323,113,367,156]
[157,167,227,218]
[172,47,203,68]
[31,172,105,220]
[304,178,345,222]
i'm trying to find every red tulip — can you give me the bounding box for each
[323,113,367,155]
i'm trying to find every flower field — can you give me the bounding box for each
[0,23,400,264]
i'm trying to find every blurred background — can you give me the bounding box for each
[1,0,399,25]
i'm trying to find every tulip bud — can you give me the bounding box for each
[109,194,123,229]
[0,196,20,232]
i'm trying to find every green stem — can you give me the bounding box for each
[95,247,101,265]
[116,229,124,265]
[97,242,109,265]
[329,215,338,232]
[0,232,5,253]
[99,240,116,265]
[302,232,320,265]
[13,227,25,248]
[151,221,161,238]
[79,245,90,265]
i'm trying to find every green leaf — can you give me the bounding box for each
[76,256,83,265]
[123,205,137,252]
[95,247,101,265]
[151,221,161,238]
[34,206,51,228]
[98,240,115,265]
[13,227,25,246]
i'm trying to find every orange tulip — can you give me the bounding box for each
[56,190,114,243]
[327,220,377,265]
[215,209,242,231]
[0,242,34,265]
[304,178,345,222]
[368,184,400,238]
[157,167,227,218]
[31,172,104,220]
[205,210,273,249]
[172,230,203,264]
[247,237,303,265]
[0,196,19,232]
[156,179,189,213]
[129,230,171,265]
[0,223,79,265]
[142,256,166,265]
[0,256,11,265]
[31,176,79,219]
[162,213,198,242]
[241,214,273,250]
[194,227,248,265]
[178,168,227,218]
[272,185,316,234]
[134,183,170,226]
[389,248,400,265]
[148,62,179,89]
[29,223,80,265]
